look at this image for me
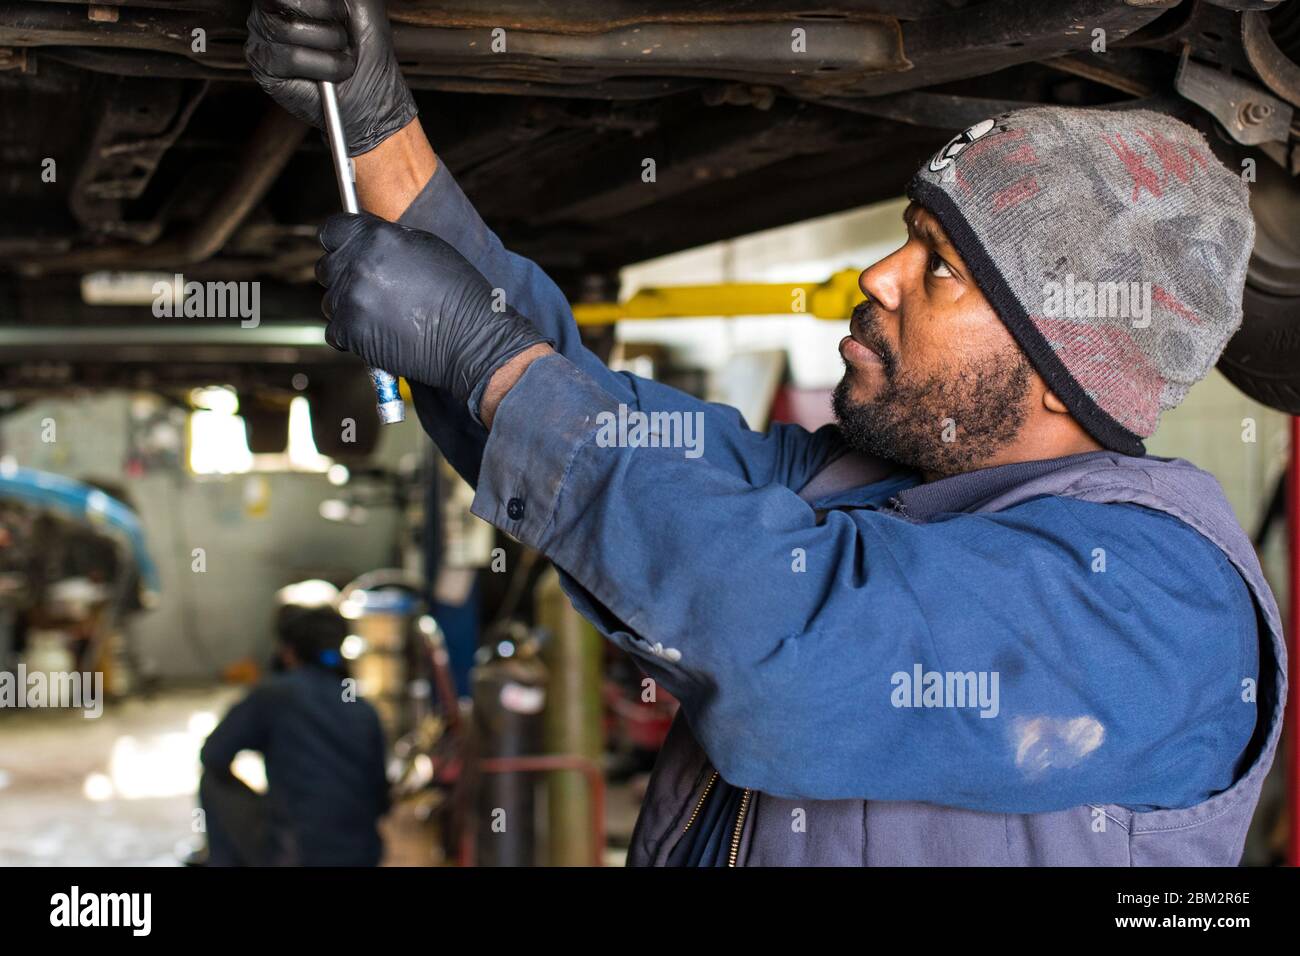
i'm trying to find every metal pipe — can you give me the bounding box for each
[20,107,309,275]
[1243,10,1300,111]
[319,79,405,425]
[319,81,359,215]
[184,109,307,263]
[0,324,329,347]
[536,566,605,866]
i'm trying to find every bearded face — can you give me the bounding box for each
[831,203,1038,479]
[833,299,1034,478]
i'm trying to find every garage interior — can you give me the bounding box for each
[0,0,1298,868]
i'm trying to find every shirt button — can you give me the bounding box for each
[648,642,682,663]
[506,497,525,520]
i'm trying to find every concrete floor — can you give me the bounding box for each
[0,686,240,866]
[0,686,638,866]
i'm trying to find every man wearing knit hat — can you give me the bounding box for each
[251,0,1286,866]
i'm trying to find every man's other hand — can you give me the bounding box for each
[316,213,553,422]
[245,0,417,157]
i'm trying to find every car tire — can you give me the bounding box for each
[1215,151,1300,414]
[1217,285,1300,413]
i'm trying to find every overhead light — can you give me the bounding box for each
[275,580,339,608]
[319,499,349,522]
[189,386,239,414]
[80,270,174,307]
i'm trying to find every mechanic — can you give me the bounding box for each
[246,0,1286,865]
[198,604,390,866]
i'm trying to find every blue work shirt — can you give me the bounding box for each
[399,161,1258,815]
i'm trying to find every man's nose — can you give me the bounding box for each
[859,250,904,314]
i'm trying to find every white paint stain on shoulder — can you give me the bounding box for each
[1012,715,1106,776]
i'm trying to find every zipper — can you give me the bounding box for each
[680,767,753,868]
[727,788,753,868]
[681,769,718,833]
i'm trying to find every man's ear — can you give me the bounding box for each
[1042,389,1070,414]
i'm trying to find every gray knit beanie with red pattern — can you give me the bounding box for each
[908,106,1255,456]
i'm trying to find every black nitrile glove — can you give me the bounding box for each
[245,0,417,156]
[317,213,554,419]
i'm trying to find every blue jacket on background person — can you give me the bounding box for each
[200,607,390,866]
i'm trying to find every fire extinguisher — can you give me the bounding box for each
[469,622,547,866]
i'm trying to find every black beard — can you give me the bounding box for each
[831,332,1034,479]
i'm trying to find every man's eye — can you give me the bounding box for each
[927,252,953,278]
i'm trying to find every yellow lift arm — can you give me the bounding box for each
[570,268,864,326]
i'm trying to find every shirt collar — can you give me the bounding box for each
[892,449,1119,520]
[809,449,1120,519]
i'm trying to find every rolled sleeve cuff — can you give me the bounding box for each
[471,352,617,548]
[397,157,497,264]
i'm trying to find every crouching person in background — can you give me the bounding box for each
[198,605,390,866]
